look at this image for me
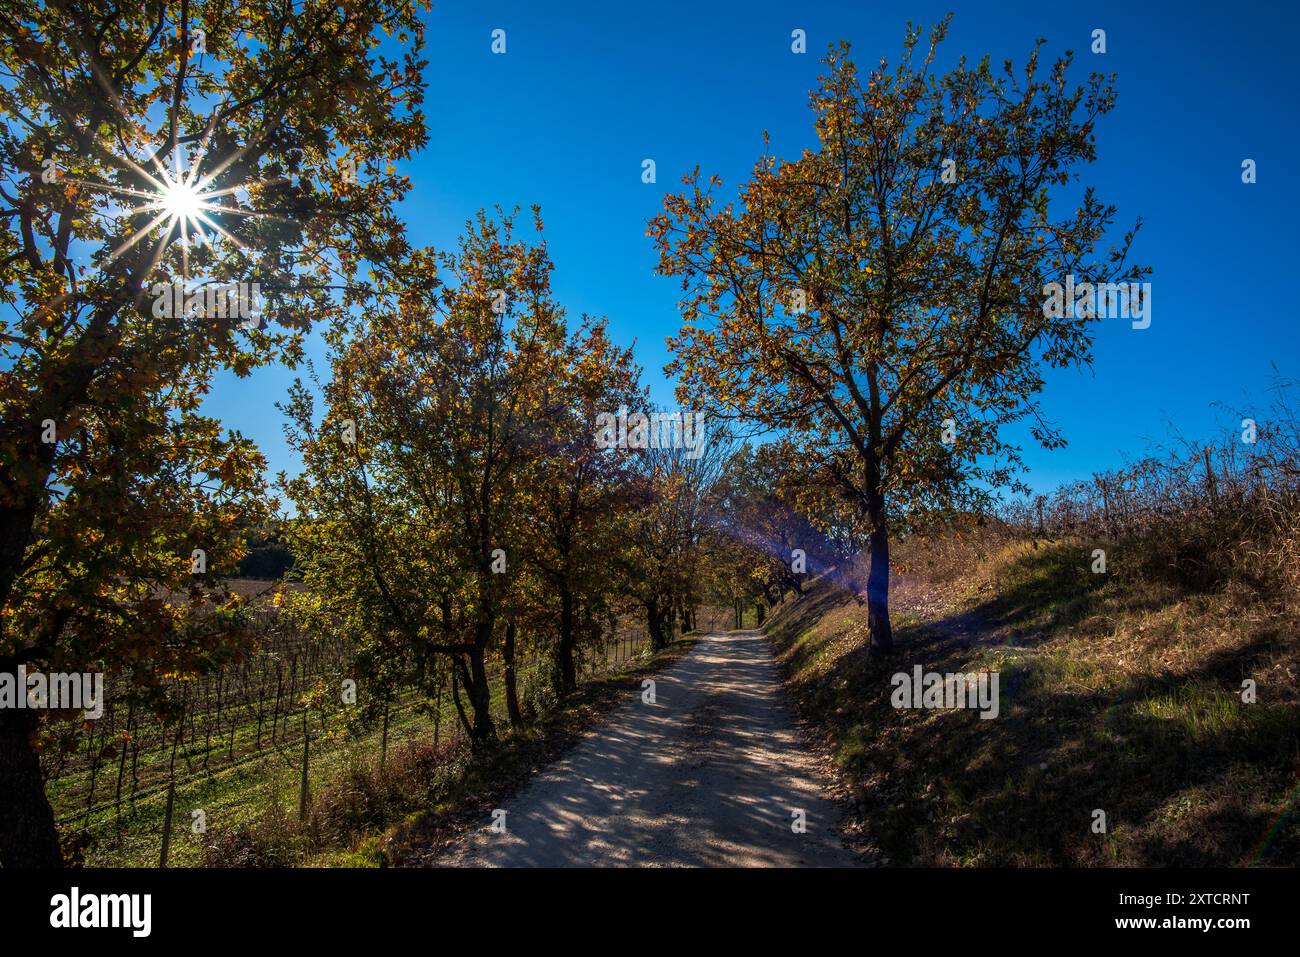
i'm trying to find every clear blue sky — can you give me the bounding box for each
[205,0,1300,497]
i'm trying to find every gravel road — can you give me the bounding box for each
[435,630,859,867]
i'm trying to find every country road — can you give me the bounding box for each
[434,630,860,867]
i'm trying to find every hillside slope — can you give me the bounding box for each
[767,537,1300,866]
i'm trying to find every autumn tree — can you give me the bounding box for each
[283,209,576,747]
[715,442,842,602]
[0,0,427,866]
[651,18,1146,652]
[620,425,732,649]
[518,322,642,696]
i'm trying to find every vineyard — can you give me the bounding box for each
[41,585,726,867]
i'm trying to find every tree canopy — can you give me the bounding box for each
[0,0,428,867]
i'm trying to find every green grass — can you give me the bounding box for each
[55,636,656,867]
[66,690,447,867]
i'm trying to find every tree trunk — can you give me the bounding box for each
[756,602,766,626]
[503,621,523,729]
[0,500,41,614]
[553,588,577,696]
[467,637,497,744]
[433,668,444,748]
[0,499,62,867]
[450,668,472,742]
[646,599,669,651]
[865,495,894,653]
[0,701,63,867]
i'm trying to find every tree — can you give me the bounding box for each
[621,425,731,650]
[519,321,642,696]
[0,0,427,866]
[283,208,572,747]
[237,523,296,579]
[651,18,1146,652]
[714,442,840,604]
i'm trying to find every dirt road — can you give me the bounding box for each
[435,630,859,867]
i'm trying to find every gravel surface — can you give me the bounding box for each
[435,630,860,867]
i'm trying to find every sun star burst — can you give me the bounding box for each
[156,174,210,222]
[69,134,273,281]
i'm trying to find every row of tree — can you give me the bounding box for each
[277,206,856,746]
[282,208,713,743]
[2,5,1143,868]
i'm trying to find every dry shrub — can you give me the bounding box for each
[199,737,464,866]
[890,517,1017,586]
[200,800,301,867]
[309,738,462,844]
[994,384,1300,605]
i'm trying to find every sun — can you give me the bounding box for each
[67,136,269,280]
[158,175,209,221]
[146,161,222,248]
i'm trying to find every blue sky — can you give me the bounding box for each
[205,0,1300,497]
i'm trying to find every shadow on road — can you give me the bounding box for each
[436,631,859,867]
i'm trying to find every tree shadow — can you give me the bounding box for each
[433,631,864,867]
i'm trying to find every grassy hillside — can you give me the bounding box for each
[768,532,1300,866]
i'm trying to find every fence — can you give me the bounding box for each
[997,430,1300,542]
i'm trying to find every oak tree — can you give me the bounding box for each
[283,209,572,746]
[651,18,1146,651]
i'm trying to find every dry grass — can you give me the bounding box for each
[769,525,1300,867]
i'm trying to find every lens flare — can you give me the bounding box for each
[159,176,206,220]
